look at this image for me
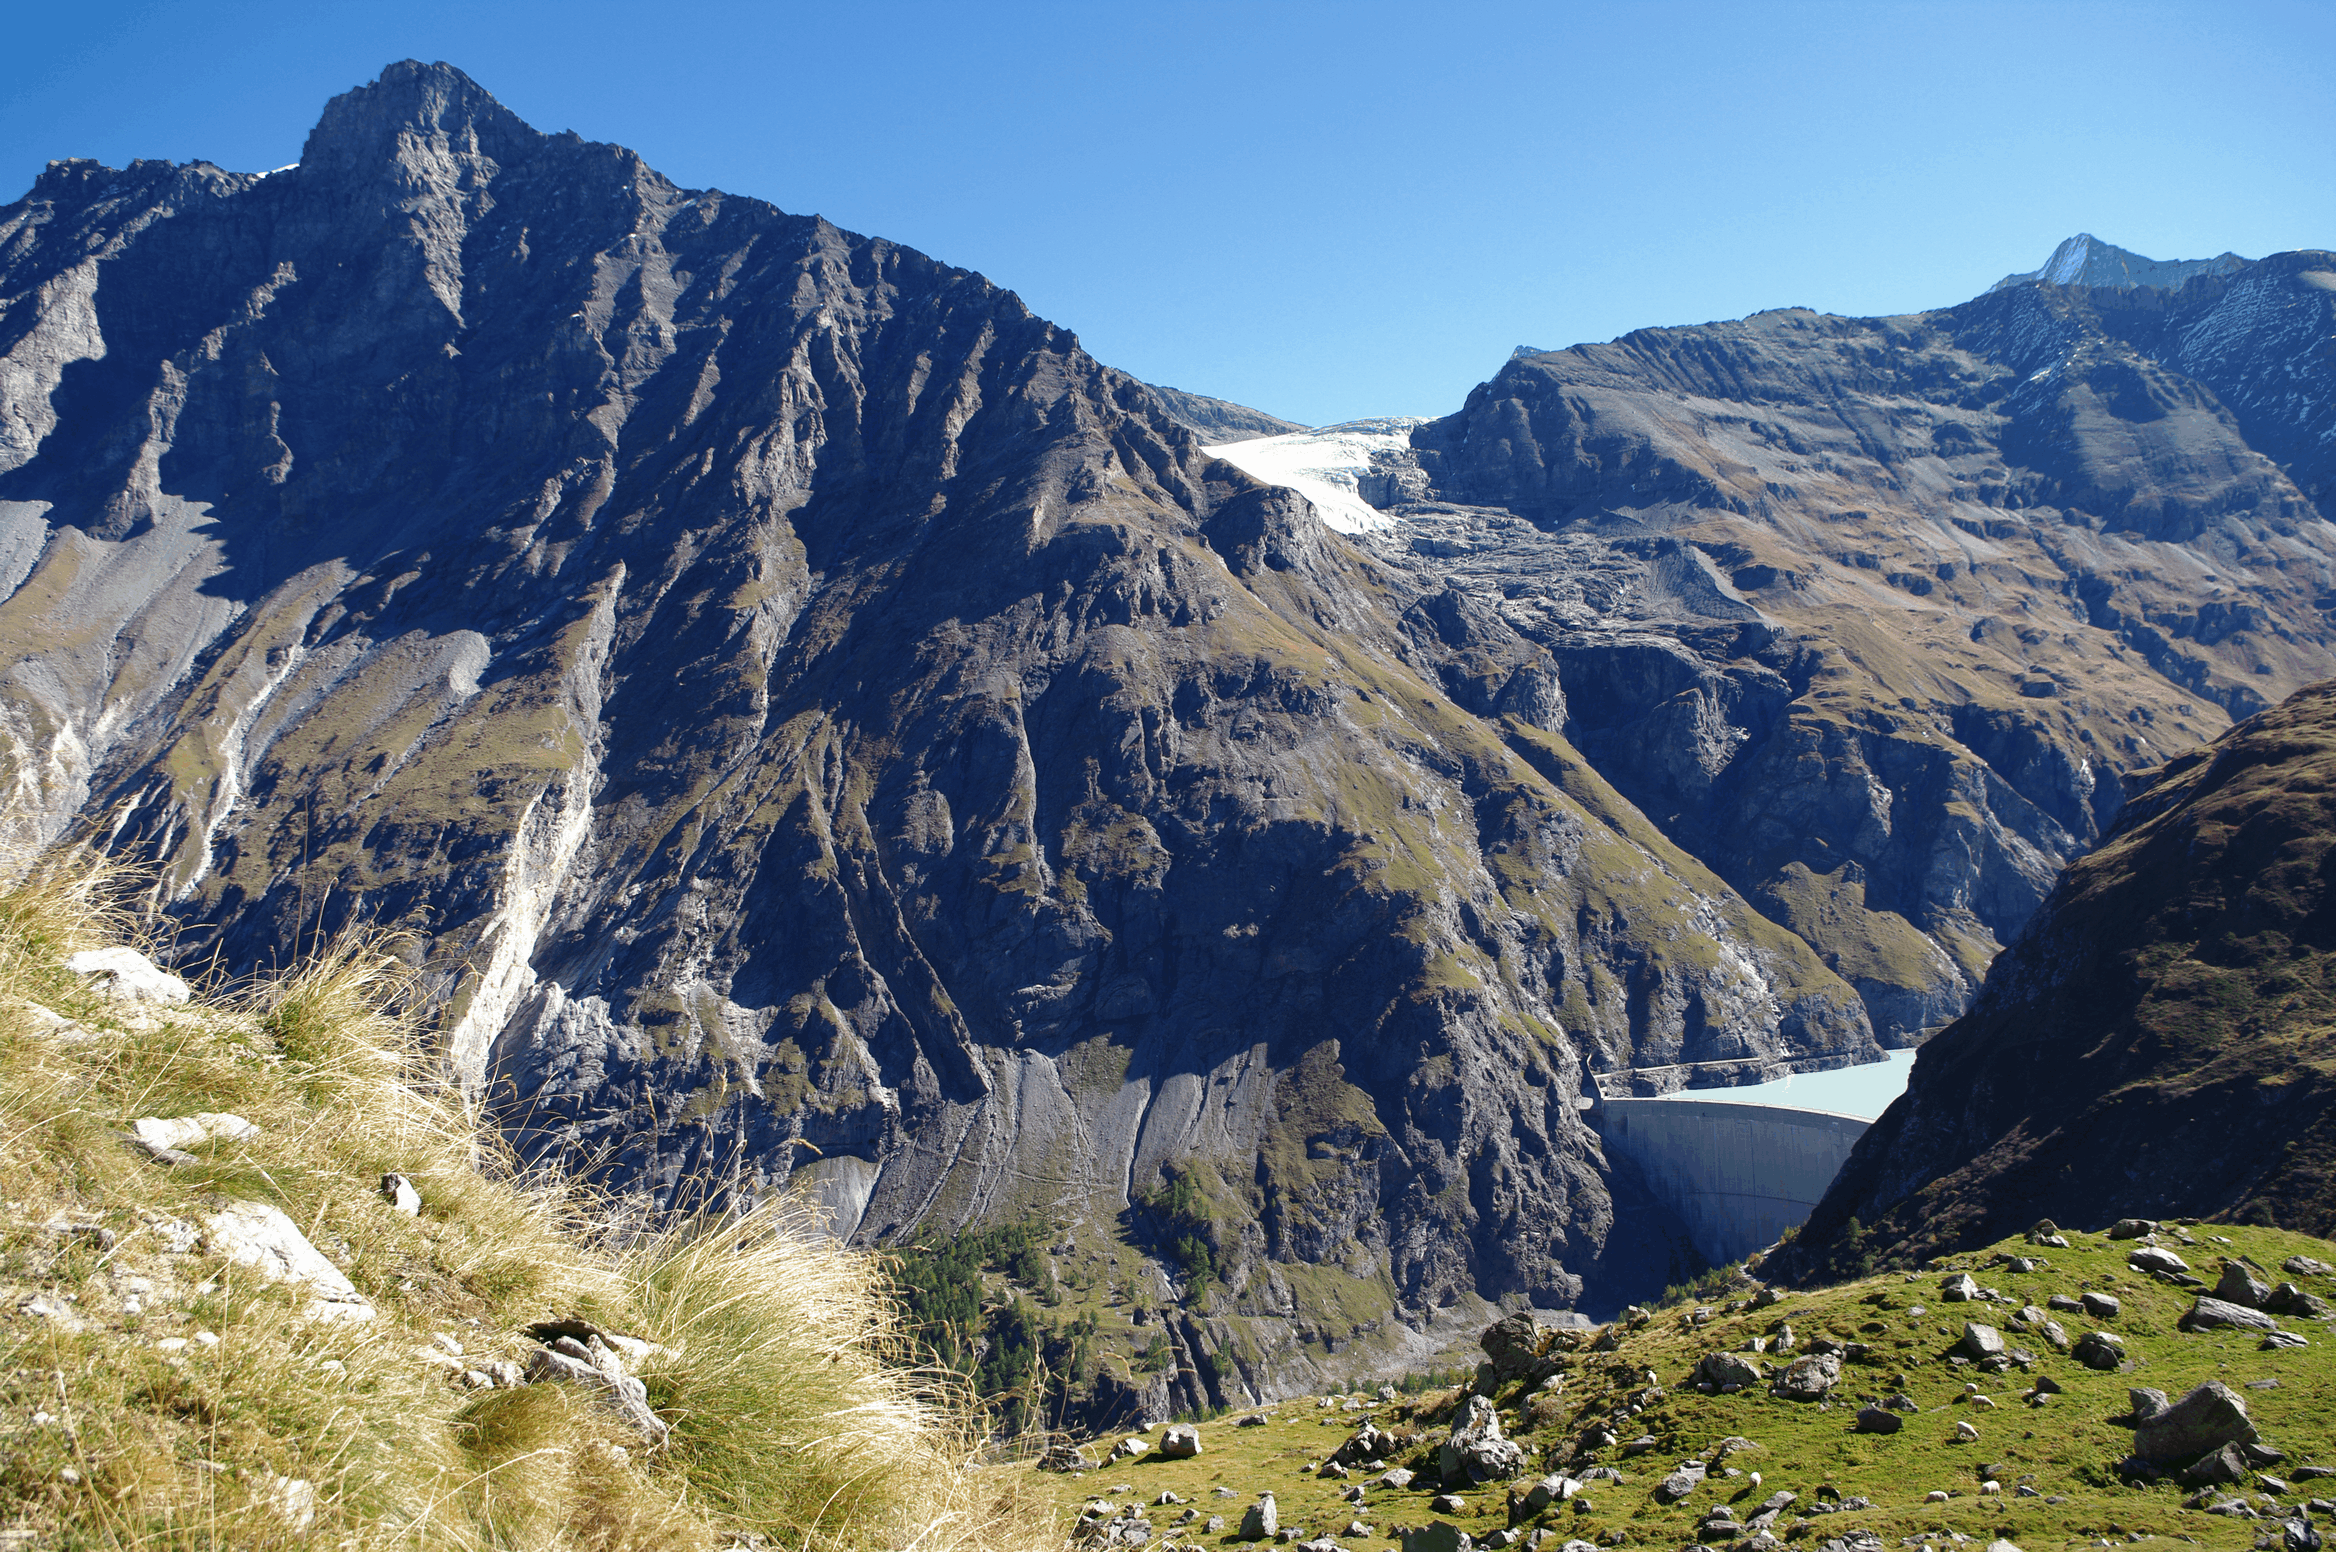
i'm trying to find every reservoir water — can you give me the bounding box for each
[1651,1048,1917,1121]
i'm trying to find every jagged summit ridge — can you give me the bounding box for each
[1989,231,2248,293]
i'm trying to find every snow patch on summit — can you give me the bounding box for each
[1205,418,1427,535]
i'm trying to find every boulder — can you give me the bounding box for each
[1940,1272,1980,1301]
[2126,1388,2171,1423]
[1773,1352,1841,1401]
[2267,1282,2334,1319]
[2180,1296,2279,1333]
[2079,1292,2120,1319]
[1480,1311,1572,1384]
[66,946,190,1004]
[201,1200,375,1323]
[1038,1443,1094,1472]
[2108,1219,2159,1239]
[1694,1351,1764,1389]
[2073,1330,2125,1370]
[1440,1395,1525,1483]
[1334,1422,1402,1466]
[1238,1494,1278,1540]
[1160,1424,1201,1458]
[2134,1381,2260,1463]
[1959,1323,2005,1360]
[2176,1442,2251,1488]
[1654,1463,1706,1502]
[1379,1468,1415,1489]
[1399,1524,1469,1552]
[2128,1246,2190,1275]
[2281,1256,2332,1277]
[2215,1260,2273,1308]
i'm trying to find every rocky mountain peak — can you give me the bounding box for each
[295,59,545,186]
[1989,231,2249,293]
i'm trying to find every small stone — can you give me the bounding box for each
[2128,1246,2190,1275]
[2216,1260,2274,1308]
[1432,1494,1467,1513]
[2080,1292,2120,1319]
[1239,1495,1278,1541]
[2047,1293,2083,1313]
[2280,1256,2332,1277]
[1941,1272,1980,1301]
[2108,1218,2159,1239]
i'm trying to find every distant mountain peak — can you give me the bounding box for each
[1990,232,2249,294]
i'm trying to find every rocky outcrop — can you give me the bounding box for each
[1783,681,2336,1277]
[0,62,1876,1369]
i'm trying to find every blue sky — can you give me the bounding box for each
[8,0,2331,426]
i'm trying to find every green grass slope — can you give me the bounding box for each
[1033,1222,2336,1550]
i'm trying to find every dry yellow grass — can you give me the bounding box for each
[0,845,1042,1550]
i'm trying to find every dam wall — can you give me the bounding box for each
[1593,1097,1869,1267]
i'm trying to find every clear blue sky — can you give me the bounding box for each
[7,0,2332,426]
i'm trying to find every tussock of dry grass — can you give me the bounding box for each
[0,846,1040,1550]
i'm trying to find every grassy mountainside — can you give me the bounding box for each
[1034,1222,2336,1550]
[0,852,1028,1550]
[1785,679,2336,1281]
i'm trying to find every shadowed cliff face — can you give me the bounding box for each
[1780,679,2336,1279]
[0,62,1875,1397]
[1400,266,2336,1041]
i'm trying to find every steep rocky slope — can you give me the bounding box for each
[1783,679,2336,1278]
[1380,250,2336,1040]
[0,63,1880,1406]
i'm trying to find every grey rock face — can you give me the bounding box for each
[0,61,1887,1368]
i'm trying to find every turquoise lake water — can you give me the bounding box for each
[1650,1048,1917,1120]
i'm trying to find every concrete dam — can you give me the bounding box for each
[1587,1051,1914,1266]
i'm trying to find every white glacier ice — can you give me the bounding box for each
[1203,417,1427,535]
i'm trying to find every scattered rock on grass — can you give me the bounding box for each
[1160,1424,1201,1458]
[1238,1494,1277,1540]
[1772,1352,1841,1400]
[1039,1443,1095,1472]
[1853,1405,1901,1434]
[525,1337,670,1446]
[2181,1295,2279,1333]
[66,947,189,1003]
[2072,1330,2125,1370]
[2128,1246,2189,1275]
[201,1200,375,1323]
[2133,1380,2259,1463]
